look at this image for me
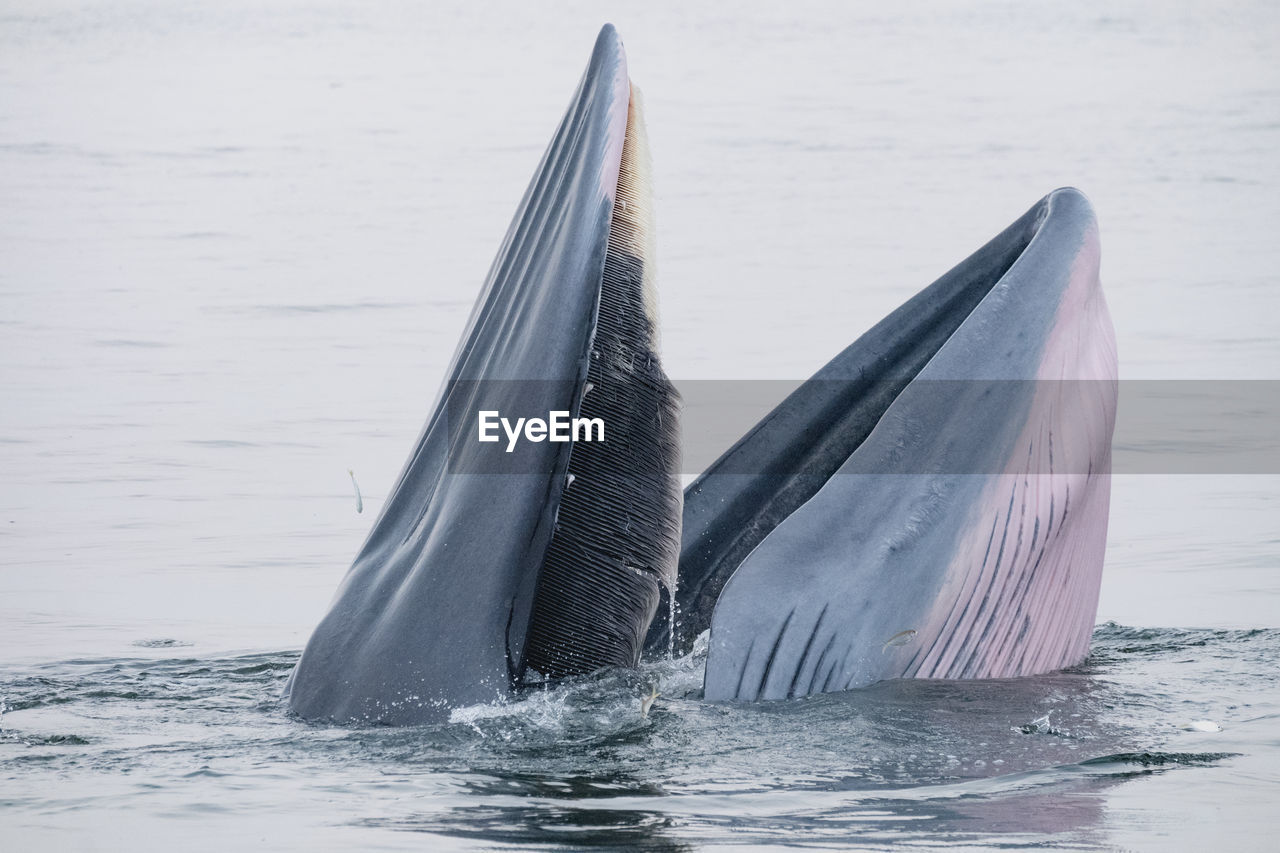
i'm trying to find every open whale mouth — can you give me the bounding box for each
[285,25,1118,725]
[285,25,682,724]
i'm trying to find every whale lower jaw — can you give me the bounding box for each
[682,189,1118,703]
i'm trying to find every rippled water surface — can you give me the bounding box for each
[3,1,1278,850]
[3,626,1276,850]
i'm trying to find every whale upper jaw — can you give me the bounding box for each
[285,24,681,725]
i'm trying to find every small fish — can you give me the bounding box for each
[348,469,363,513]
[882,629,917,653]
[640,684,660,718]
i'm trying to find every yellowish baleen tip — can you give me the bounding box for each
[608,81,659,344]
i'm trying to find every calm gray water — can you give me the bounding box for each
[2,1,1278,850]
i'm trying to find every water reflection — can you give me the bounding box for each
[343,643,1237,849]
[367,803,690,851]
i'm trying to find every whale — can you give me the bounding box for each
[285,25,681,725]
[285,25,1118,724]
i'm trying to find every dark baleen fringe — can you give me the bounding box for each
[520,87,682,680]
